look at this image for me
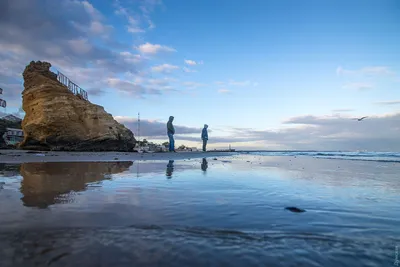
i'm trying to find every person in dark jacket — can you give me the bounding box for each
[167,116,176,152]
[201,124,208,152]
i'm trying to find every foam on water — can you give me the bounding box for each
[248,151,400,163]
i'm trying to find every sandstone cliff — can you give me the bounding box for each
[19,61,136,151]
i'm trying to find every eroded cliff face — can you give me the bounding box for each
[19,61,136,151]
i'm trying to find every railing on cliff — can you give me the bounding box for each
[56,71,88,101]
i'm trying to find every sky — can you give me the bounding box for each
[0,0,399,151]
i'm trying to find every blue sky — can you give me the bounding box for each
[0,0,400,150]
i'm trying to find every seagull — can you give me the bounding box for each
[353,116,368,121]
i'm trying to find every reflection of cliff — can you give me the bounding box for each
[19,161,133,208]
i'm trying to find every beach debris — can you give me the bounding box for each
[285,207,306,213]
[114,157,119,160]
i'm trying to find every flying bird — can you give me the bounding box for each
[353,116,368,121]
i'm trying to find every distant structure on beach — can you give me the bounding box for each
[2,127,24,146]
[0,115,23,147]
[0,87,22,146]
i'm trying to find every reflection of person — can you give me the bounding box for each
[201,124,208,152]
[166,160,174,178]
[167,116,176,152]
[201,158,208,172]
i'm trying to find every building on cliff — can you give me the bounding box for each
[2,127,24,146]
[0,115,23,148]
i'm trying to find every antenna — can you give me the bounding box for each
[137,112,140,151]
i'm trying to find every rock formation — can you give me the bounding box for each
[19,61,136,151]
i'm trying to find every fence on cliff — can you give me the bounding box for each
[56,71,88,101]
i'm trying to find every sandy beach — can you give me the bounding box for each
[0,149,237,163]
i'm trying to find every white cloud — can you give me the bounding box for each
[184,59,196,66]
[89,21,113,35]
[332,109,354,113]
[126,15,145,33]
[182,81,205,88]
[148,77,177,87]
[82,1,102,20]
[136,42,176,54]
[184,59,203,66]
[216,80,257,87]
[114,0,161,33]
[68,38,92,54]
[71,1,112,37]
[183,67,197,73]
[336,66,395,76]
[342,82,373,90]
[128,26,145,33]
[119,51,143,64]
[106,78,161,97]
[218,89,231,94]
[375,100,400,105]
[151,64,179,73]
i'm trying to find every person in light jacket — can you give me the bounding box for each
[201,124,208,152]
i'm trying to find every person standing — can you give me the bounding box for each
[167,116,176,152]
[201,124,208,152]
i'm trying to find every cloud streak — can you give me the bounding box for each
[342,82,373,91]
[218,89,231,94]
[375,100,400,105]
[184,59,203,66]
[336,66,395,76]
[151,64,179,73]
[137,43,176,55]
[332,109,354,112]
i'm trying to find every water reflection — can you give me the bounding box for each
[0,163,20,177]
[19,161,133,208]
[166,160,174,178]
[201,158,208,173]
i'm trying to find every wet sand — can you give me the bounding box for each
[0,153,399,266]
[0,149,237,163]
